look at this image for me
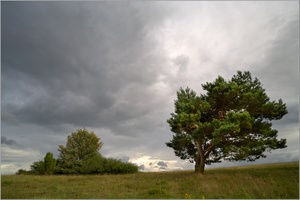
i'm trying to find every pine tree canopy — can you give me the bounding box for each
[166,71,288,174]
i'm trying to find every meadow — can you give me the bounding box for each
[1,162,299,199]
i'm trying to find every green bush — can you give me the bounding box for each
[102,157,139,174]
[44,152,56,175]
[30,160,46,175]
[16,169,32,175]
[79,155,106,174]
[17,155,138,175]
[55,159,83,175]
[54,156,138,175]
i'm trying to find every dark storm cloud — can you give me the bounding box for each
[157,161,168,167]
[1,136,17,145]
[139,164,145,171]
[276,104,299,126]
[117,155,130,163]
[251,11,299,136]
[253,13,298,104]
[1,1,167,130]
[1,111,19,126]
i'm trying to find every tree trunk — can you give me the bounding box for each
[194,159,205,174]
[194,153,201,173]
[195,141,206,174]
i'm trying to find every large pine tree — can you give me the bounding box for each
[166,71,287,174]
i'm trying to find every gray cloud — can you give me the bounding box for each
[1,1,167,131]
[1,1,298,174]
[116,155,130,163]
[139,164,145,171]
[1,111,19,126]
[1,136,17,145]
[173,55,189,71]
[157,161,168,167]
[252,12,298,104]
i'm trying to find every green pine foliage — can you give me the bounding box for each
[167,71,288,174]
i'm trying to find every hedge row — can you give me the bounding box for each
[16,156,139,175]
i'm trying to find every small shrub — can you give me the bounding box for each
[16,169,31,175]
[79,155,105,174]
[44,152,56,175]
[102,157,139,174]
[30,160,45,175]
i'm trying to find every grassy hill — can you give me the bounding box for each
[1,162,299,199]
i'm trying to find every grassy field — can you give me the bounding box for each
[1,162,299,199]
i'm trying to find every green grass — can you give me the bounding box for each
[1,162,299,199]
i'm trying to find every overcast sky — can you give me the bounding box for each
[1,1,299,174]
